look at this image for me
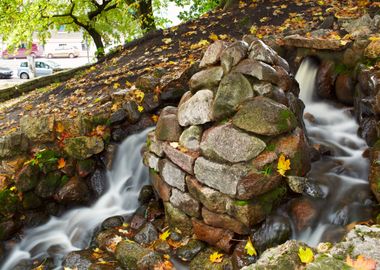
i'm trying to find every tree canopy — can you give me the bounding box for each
[0,0,159,58]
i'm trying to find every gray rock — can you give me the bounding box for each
[64,136,104,160]
[202,207,249,234]
[286,176,307,194]
[134,223,159,245]
[164,202,193,236]
[0,132,29,159]
[88,169,107,197]
[342,14,377,38]
[123,101,141,124]
[176,239,206,262]
[212,72,253,120]
[221,41,249,73]
[249,39,289,72]
[304,181,324,198]
[200,123,266,163]
[155,108,182,142]
[110,109,127,125]
[232,97,297,136]
[241,240,310,270]
[62,250,93,270]
[162,143,198,174]
[101,216,124,230]
[189,66,224,91]
[143,152,160,172]
[253,82,275,96]
[159,159,186,192]
[179,126,203,151]
[194,157,250,196]
[20,115,55,142]
[178,89,213,127]
[170,188,200,217]
[200,40,228,68]
[147,131,164,157]
[234,59,280,85]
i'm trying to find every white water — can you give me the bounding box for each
[1,128,152,270]
[294,58,373,246]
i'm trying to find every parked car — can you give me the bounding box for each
[17,61,53,79]
[0,67,13,79]
[2,43,43,59]
[45,45,80,58]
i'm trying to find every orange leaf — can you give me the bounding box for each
[57,158,66,169]
[346,255,377,270]
[56,122,64,133]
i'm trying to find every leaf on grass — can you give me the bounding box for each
[159,229,171,241]
[209,251,224,263]
[298,247,314,264]
[346,255,377,270]
[277,153,291,176]
[57,158,66,169]
[245,238,257,256]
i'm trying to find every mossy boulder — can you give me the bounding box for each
[22,192,42,210]
[0,189,19,216]
[190,248,233,270]
[164,202,193,236]
[20,115,55,143]
[232,97,297,136]
[115,240,163,270]
[15,164,39,192]
[64,136,104,160]
[35,171,63,198]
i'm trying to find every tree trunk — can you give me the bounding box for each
[138,0,156,32]
[87,28,105,59]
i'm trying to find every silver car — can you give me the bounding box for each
[17,61,54,79]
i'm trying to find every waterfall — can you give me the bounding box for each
[293,58,373,246]
[1,128,152,270]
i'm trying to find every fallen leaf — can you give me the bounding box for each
[277,154,291,176]
[209,33,219,41]
[159,229,171,241]
[245,238,257,256]
[209,251,224,263]
[162,38,172,44]
[57,158,66,169]
[346,255,377,270]
[298,247,314,264]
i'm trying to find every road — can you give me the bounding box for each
[0,56,93,89]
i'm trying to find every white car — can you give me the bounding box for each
[46,45,80,58]
[17,61,55,79]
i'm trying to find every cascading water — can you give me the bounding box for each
[1,128,152,270]
[292,58,374,246]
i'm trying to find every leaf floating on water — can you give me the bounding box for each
[298,247,314,263]
[277,153,291,176]
[244,238,257,256]
[159,229,171,241]
[209,251,224,263]
[346,255,377,270]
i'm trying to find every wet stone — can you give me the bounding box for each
[110,109,127,125]
[62,250,94,270]
[123,101,141,124]
[202,207,249,235]
[232,240,258,269]
[176,239,206,262]
[134,223,159,245]
[76,159,96,178]
[149,170,171,202]
[15,164,39,192]
[286,176,307,194]
[87,169,108,198]
[101,216,124,230]
[190,248,233,270]
[170,188,200,218]
[55,176,90,204]
[164,202,193,236]
[138,185,155,204]
[304,181,324,198]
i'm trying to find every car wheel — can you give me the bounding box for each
[68,53,75,58]
[47,53,53,59]
[20,73,29,79]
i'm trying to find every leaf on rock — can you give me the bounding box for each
[298,247,314,264]
[57,158,66,169]
[277,153,291,176]
[159,229,171,241]
[209,251,224,263]
[245,238,257,256]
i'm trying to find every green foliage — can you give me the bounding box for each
[27,149,59,170]
[260,165,273,176]
[334,63,350,74]
[170,0,221,20]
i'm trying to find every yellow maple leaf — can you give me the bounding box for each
[250,25,258,34]
[245,238,257,256]
[346,255,377,270]
[137,105,144,112]
[113,82,120,89]
[209,33,219,41]
[277,154,291,176]
[298,247,314,264]
[159,229,171,241]
[57,158,66,169]
[209,251,224,263]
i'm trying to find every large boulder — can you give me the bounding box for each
[179,126,203,151]
[64,136,104,160]
[189,66,224,91]
[0,132,29,159]
[234,59,280,85]
[178,89,213,127]
[249,39,289,72]
[221,41,249,73]
[232,97,297,136]
[55,177,90,203]
[155,107,182,142]
[212,72,253,120]
[164,202,193,236]
[200,123,266,163]
[200,40,228,68]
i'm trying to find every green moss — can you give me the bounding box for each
[277,109,297,133]
[146,137,152,148]
[334,63,350,75]
[260,164,273,176]
[265,143,276,152]
[0,189,19,216]
[257,185,287,214]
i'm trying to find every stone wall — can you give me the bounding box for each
[143,38,311,252]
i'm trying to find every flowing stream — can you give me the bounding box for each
[1,58,375,269]
[293,58,374,246]
[1,128,152,270]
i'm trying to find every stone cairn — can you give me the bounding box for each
[143,37,311,252]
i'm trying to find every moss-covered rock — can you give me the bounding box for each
[22,192,42,210]
[190,248,233,270]
[15,164,39,192]
[232,97,297,136]
[164,202,193,236]
[64,136,104,160]
[35,171,62,198]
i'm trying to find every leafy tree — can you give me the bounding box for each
[0,0,158,58]
[171,0,238,21]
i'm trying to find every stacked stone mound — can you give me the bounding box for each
[143,38,311,252]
